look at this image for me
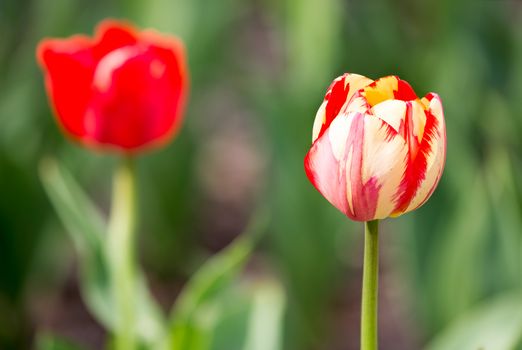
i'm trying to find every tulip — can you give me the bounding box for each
[304,73,446,350]
[37,20,188,153]
[305,73,446,222]
[37,20,189,350]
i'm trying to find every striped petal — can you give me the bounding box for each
[305,112,408,221]
[362,115,408,219]
[391,96,444,216]
[402,93,446,213]
[312,74,373,141]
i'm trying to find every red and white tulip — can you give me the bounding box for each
[305,74,446,221]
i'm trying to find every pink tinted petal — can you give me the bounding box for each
[306,113,355,217]
[306,112,405,221]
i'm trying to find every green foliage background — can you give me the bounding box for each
[1,0,521,349]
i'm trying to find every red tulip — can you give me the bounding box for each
[37,20,188,153]
[305,74,446,221]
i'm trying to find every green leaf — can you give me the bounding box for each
[425,292,522,350]
[40,158,114,328]
[39,158,166,346]
[425,173,491,328]
[207,277,286,350]
[242,278,286,350]
[168,208,269,350]
[36,333,87,350]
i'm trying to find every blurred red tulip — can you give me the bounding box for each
[305,74,446,221]
[37,20,188,153]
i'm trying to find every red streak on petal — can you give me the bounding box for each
[392,106,438,214]
[393,79,418,101]
[405,102,420,161]
[317,75,350,139]
[424,92,436,102]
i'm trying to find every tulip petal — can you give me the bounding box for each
[37,37,95,138]
[312,74,373,141]
[362,115,408,219]
[363,76,399,107]
[404,94,446,212]
[363,76,418,107]
[86,44,186,150]
[93,20,138,61]
[423,93,445,126]
[312,101,327,142]
[392,99,442,216]
[370,99,406,134]
[394,79,418,101]
[306,113,355,217]
[305,112,407,221]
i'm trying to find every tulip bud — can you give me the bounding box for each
[305,74,446,221]
[37,20,188,153]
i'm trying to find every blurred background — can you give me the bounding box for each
[1,0,522,349]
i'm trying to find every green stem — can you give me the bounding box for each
[108,157,137,350]
[361,220,379,350]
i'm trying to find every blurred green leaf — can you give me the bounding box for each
[425,292,522,350]
[412,168,492,333]
[242,278,286,350]
[207,276,286,350]
[36,333,87,350]
[39,158,166,346]
[168,208,269,350]
[484,148,522,289]
[39,158,114,327]
[285,0,341,95]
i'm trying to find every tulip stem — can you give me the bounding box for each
[361,220,379,350]
[108,157,137,350]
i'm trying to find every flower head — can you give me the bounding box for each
[305,74,446,221]
[37,20,188,153]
